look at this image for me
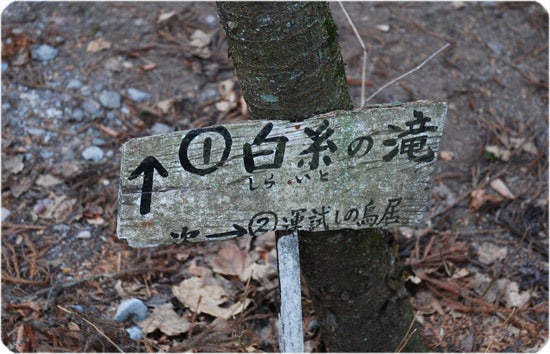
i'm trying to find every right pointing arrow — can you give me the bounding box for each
[129,156,168,215]
[205,224,248,240]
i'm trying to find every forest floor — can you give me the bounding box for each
[1,2,548,352]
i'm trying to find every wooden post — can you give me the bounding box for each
[276,231,303,352]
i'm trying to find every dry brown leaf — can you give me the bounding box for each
[138,63,157,73]
[190,30,213,48]
[36,196,78,222]
[485,145,510,161]
[173,277,251,320]
[138,303,191,336]
[439,150,455,161]
[490,178,515,199]
[3,154,25,174]
[470,189,503,210]
[15,323,36,352]
[156,99,175,114]
[211,242,254,282]
[87,38,111,53]
[157,11,177,24]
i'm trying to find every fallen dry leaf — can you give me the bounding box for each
[138,63,157,73]
[474,241,508,265]
[485,145,511,161]
[138,303,191,336]
[211,242,254,282]
[470,189,503,210]
[3,154,25,174]
[87,38,111,53]
[173,277,251,320]
[490,178,515,199]
[190,29,213,48]
[35,196,78,223]
[15,323,36,352]
[157,11,177,24]
[156,98,175,114]
[439,150,455,161]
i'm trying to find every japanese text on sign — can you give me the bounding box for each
[118,100,447,247]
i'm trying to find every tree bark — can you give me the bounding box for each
[217,2,425,352]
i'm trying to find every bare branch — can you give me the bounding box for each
[366,43,451,103]
[337,1,368,107]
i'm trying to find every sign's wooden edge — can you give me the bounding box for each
[116,100,447,247]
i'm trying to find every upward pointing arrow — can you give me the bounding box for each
[129,156,168,215]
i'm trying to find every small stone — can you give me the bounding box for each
[66,79,82,90]
[46,108,62,119]
[204,14,218,27]
[36,174,64,187]
[71,304,84,313]
[2,62,8,73]
[126,326,144,341]
[28,127,45,136]
[31,44,58,62]
[487,41,502,55]
[127,88,151,102]
[76,230,92,239]
[1,208,11,222]
[80,85,93,95]
[151,122,173,135]
[114,298,148,322]
[82,146,104,161]
[99,91,121,109]
[82,98,102,115]
[71,108,84,120]
[104,57,122,72]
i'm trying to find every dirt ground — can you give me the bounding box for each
[1,2,548,352]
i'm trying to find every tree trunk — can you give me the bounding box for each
[217,2,425,352]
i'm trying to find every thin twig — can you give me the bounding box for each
[337,1,368,106]
[57,305,125,353]
[366,42,451,103]
[395,315,417,353]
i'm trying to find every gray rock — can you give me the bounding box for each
[71,304,84,313]
[66,79,82,90]
[126,326,144,341]
[487,41,502,55]
[151,122,173,135]
[1,207,11,222]
[82,99,102,116]
[127,88,151,102]
[76,230,92,239]
[31,44,58,62]
[71,108,84,120]
[114,298,148,322]
[99,91,121,109]
[28,127,46,136]
[80,85,93,95]
[82,146,104,161]
[104,57,122,72]
[2,62,8,73]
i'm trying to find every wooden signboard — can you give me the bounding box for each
[117,100,447,248]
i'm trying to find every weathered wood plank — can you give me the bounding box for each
[277,231,304,353]
[117,100,447,247]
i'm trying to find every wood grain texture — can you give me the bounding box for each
[117,100,446,247]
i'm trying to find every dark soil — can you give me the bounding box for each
[1,2,548,352]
